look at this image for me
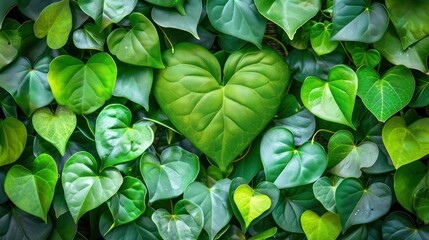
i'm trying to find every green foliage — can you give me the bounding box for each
[1,0,429,239]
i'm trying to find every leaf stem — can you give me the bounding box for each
[159,27,175,54]
[339,41,353,64]
[143,117,181,134]
[233,142,252,163]
[311,129,335,144]
[263,35,288,57]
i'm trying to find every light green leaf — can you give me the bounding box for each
[207,0,266,48]
[107,13,164,68]
[301,210,341,240]
[382,116,429,169]
[313,176,343,213]
[48,52,117,115]
[95,104,153,168]
[331,0,389,43]
[351,48,381,68]
[0,117,27,166]
[154,42,289,172]
[255,0,321,40]
[301,64,357,129]
[34,0,72,49]
[62,151,123,223]
[4,153,58,222]
[72,23,105,50]
[140,146,199,202]
[32,106,76,156]
[310,21,338,56]
[233,184,271,228]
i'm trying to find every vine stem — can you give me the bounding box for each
[263,35,288,57]
[233,142,252,163]
[311,129,335,144]
[339,41,353,64]
[159,27,175,54]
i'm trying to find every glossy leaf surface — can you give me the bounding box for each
[233,184,271,228]
[0,117,27,166]
[382,211,429,239]
[0,19,20,71]
[301,210,341,240]
[313,176,343,213]
[72,23,105,50]
[310,21,338,56]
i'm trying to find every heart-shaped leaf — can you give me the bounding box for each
[382,211,429,239]
[62,151,123,223]
[351,48,381,68]
[107,13,163,68]
[207,0,266,48]
[260,126,327,188]
[151,0,202,39]
[331,0,389,43]
[77,0,137,30]
[255,0,321,40]
[382,116,429,169]
[106,176,147,229]
[34,0,72,49]
[233,184,271,228]
[140,146,199,202]
[301,64,357,129]
[152,199,204,240]
[0,56,53,116]
[327,130,378,178]
[385,0,429,49]
[310,21,339,56]
[0,19,20,71]
[184,179,232,240]
[374,24,429,73]
[357,65,415,122]
[95,104,153,168]
[4,153,58,222]
[32,106,76,156]
[0,117,27,166]
[313,176,343,213]
[414,187,429,224]
[394,161,429,213]
[301,210,341,240]
[154,42,290,172]
[336,178,392,232]
[48,52,117,115]
[72,23,106,50]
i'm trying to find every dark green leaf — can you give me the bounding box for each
[382,211,429,239]
[144,0,185,15]
[274,107,316,146]
[414,187,429,224]
[0,0,16,29]
[0,19,20,70]
[410,71,429,107]
[48,212,77,240]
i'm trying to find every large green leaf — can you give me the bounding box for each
[206,0,266,48]
[255,0,321,40]
[140,146,199,202]
[183,179,232,240]
[107,176,147,229]
[260,126,327,188]
[0,19,21,71]
[4,153,57,222]
[154,42,289,172]
[310,21,339,56]
[327,130,378,178]
[33,0,72,49]
[301,65,357,129]
[336,178,392,233]
[374,24,429,73]
[152,199,204,240]
[0,205,52,240]
[382,116,429,169]
[382,212,429,240]
[112,61,153,111]
[0,56,52,116]
[151,0,202,39]
[301,210,341,240]
[331,0,389,43]
[233,184,271,228]
[0,117,27,166]
[32,106,76,156]
[385,0,429,49]
[394,161,429,213]
[77,0,137,30]
[357,65,415,122]
[48,52,117,115]
[95,104,153,168]
[61,151,123,223]
[313,176,343,213]
[72,23,105,50]
[107,13,164,68]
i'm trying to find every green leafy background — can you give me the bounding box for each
[1,0,429,239]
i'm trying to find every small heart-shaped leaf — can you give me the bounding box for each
[152,199,204,240]
[107,13,163,68]
[313,176,343,213]
[351,48,381,68]
[336,178,392,232]
[62,151,123,223]
[382,116,429,169]
[310,21,338,56]
[301,210,341,240]
[33,106,76,156]
[357,65,415,122]
[95,104,154,168]
[4,154,58,222]
[233,184,271,228]
[48,52,117,115]
[382,211,429,239]
[140,146,199,202]
[0,117,27,166]
[154,42,290,172]
[72,23,106,50]
[327,130,378,178]
[260,126,327,188]
[301,65,357,129]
